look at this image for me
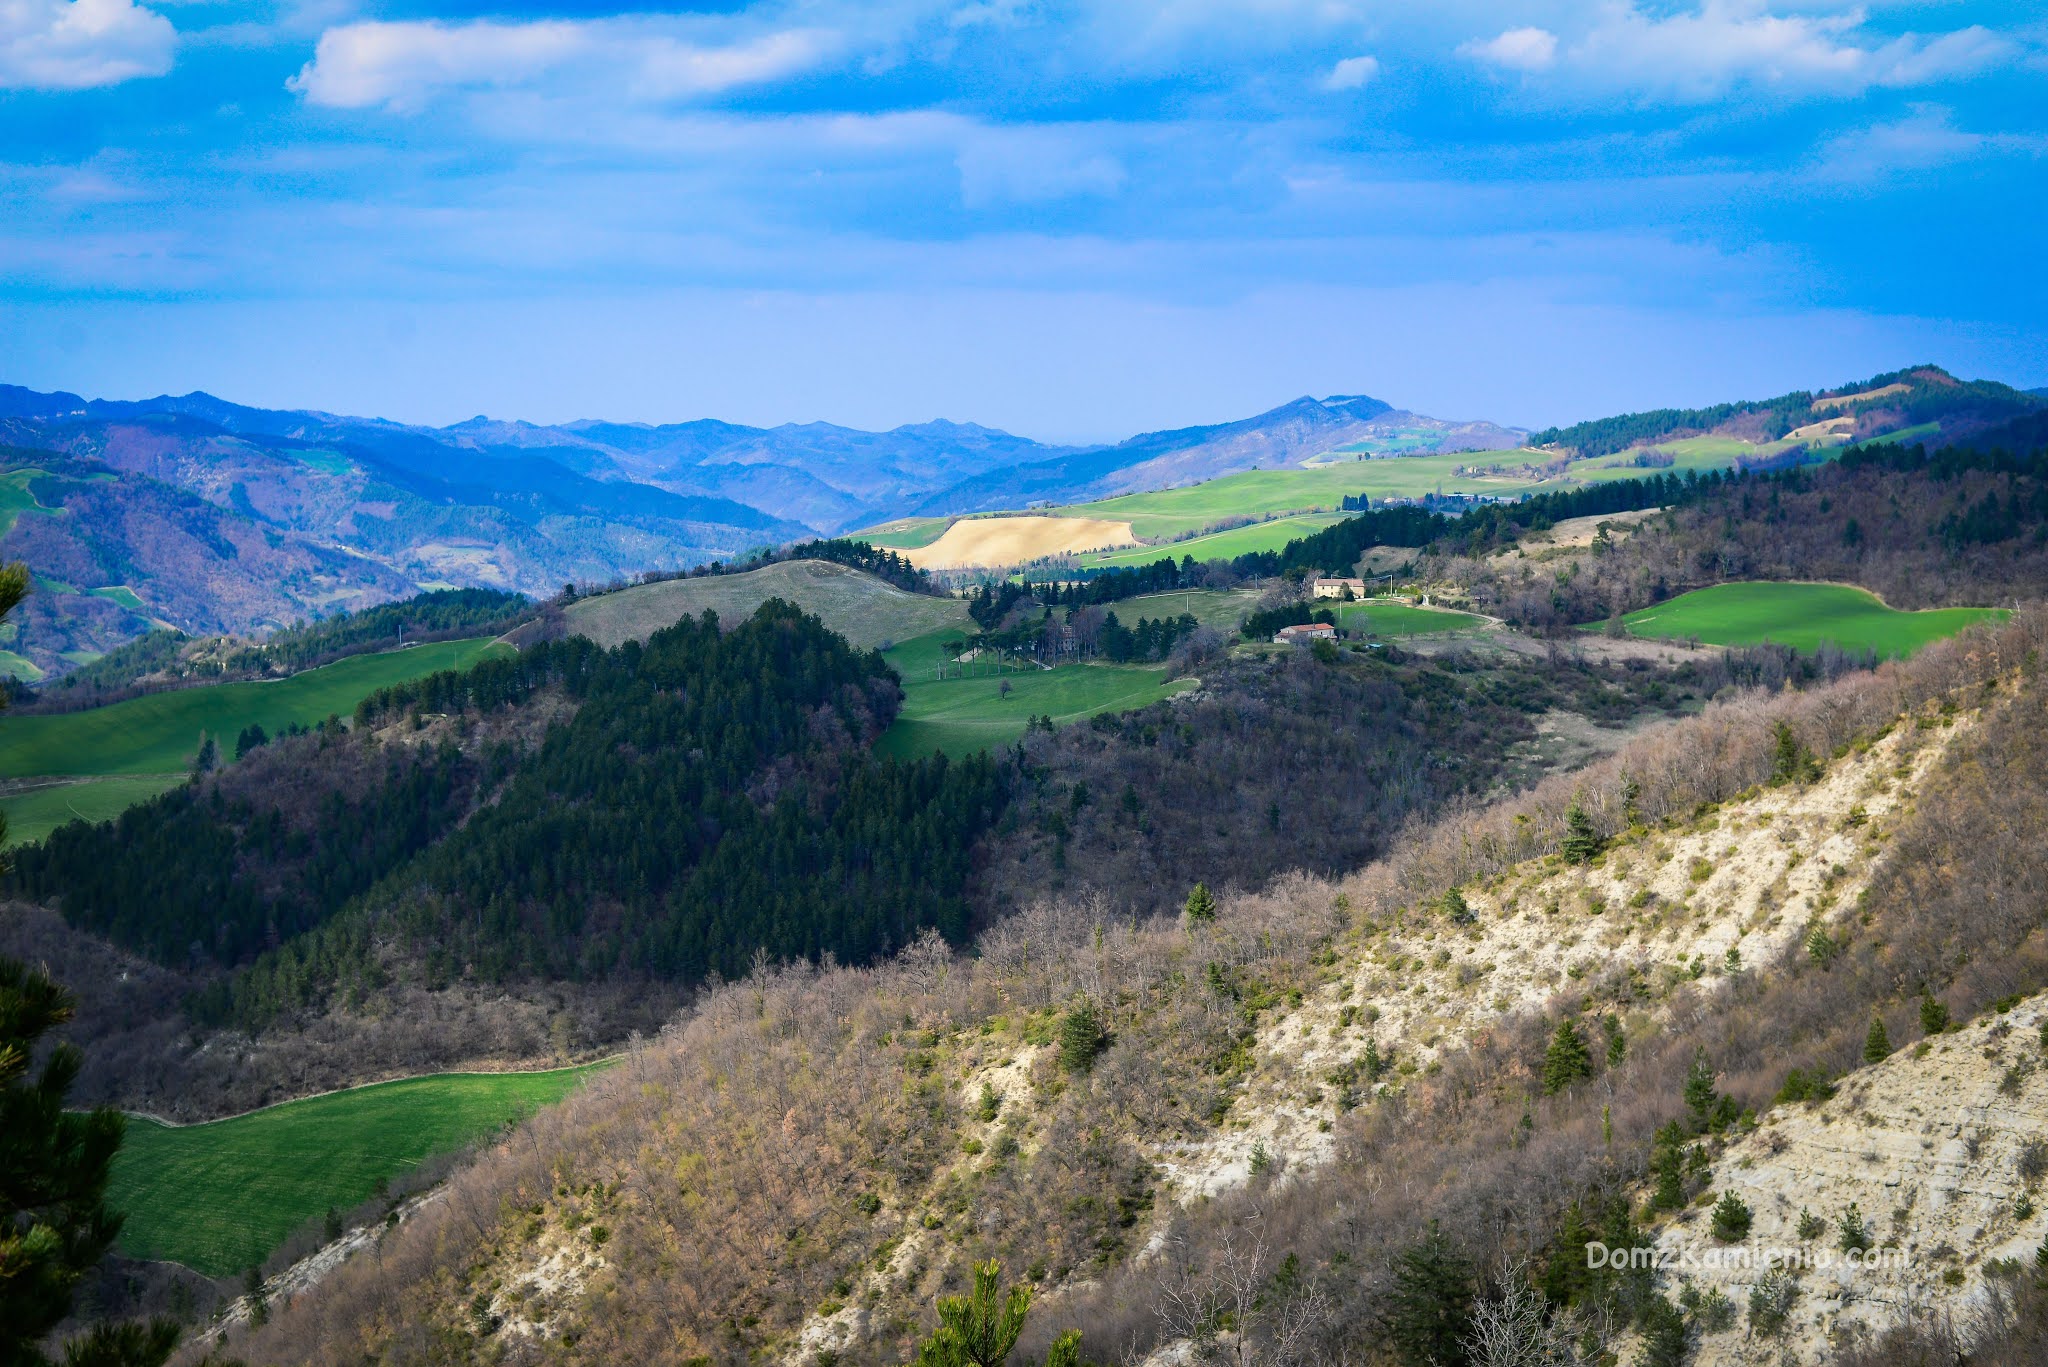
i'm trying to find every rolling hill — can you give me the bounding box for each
[0,384,1524,679]
[556,559,969,651]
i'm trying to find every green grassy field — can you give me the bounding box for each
[110,1065,608,1277]
[1044,461,1551,539]
[0,648,43,682]
[1106,588,1261,632]
[850,516,956,550]
[1335,599,1487,636]
[1617,583,2006,657]
[88,584,148,612]
[0,774,185,847]
[1075,513,1348,568]
[0,637,503,780]
[564,559,970,651]
[0,467,54,536]
[878,628,1188,759]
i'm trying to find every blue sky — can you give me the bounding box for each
[0,0,2041,440]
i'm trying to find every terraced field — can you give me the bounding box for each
[110,1066,609,1277]
[1617,582,2006,657]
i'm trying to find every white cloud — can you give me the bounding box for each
[955,124,1126,206]
[1816,103,2048,181]
[1463,1,2013,103]
[1323,54,1378,90]
[1462,26,1558,73]
[288,17,834,112]
[0,0,175,90]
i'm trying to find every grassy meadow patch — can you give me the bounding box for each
[0,637,503,780]
[1618,582,2006,657]
[110,1065,608,1277]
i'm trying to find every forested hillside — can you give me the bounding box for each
[25,587,533,710]
[11,602,1000,1036]
[1450,429,2048,629]
[1528,365,2036,456]
[214,609,2046,1367]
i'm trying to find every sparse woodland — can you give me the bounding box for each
[211,607,2048,1366]
[1458,441,2048,628]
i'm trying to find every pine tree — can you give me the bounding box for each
[1683,1047,1719,1127]
[1601,1013,1627,1066]
[1058,1002,1107,1073]
[1650,1122,1690,1211]
[1863,1017,1891,1063]
[912,1260,1074,1367]
[0,563,24,854]
[1710,1191,1754,1241]
[1183,882,1217,923]
[1,956,180,1367]
[1541,1018,1593,1095]
[1440,886,1475,925]
[1620,772,1642,827]
[1385,1221,1475,1367]
[1919,992,1951,1035]
[1560,803,1604,864]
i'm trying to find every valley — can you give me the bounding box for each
[3,366,2046,1367]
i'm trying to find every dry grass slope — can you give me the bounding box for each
[901,516,1136,570]
[216,610,2047,1367]
[561,560,970,650]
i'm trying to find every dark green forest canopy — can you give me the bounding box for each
[12,602,1002,1028]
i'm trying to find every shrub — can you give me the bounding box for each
[1920,993,1952,1035]
[1838,1204,1873,1253]
[1710,1192,1753,1242]
[1747,1270,1798,1337]
[1796,1208,1825,1240]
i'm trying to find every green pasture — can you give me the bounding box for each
[1045,461,1550,539]
[1616,582,2006,657]
[851,516,957,550]
[110,1065,609,1277]
[0,774,185,847]
[879,628,1187,759]
[0,649,43,682]
[0,467,55,536]
[1076,513,1348,567]
[1104,588,1260,632]
[89,585,148,612]
[1335,599,1487,637]
[0,637,503,780]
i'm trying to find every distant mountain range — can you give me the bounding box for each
[0,384,1521,678]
